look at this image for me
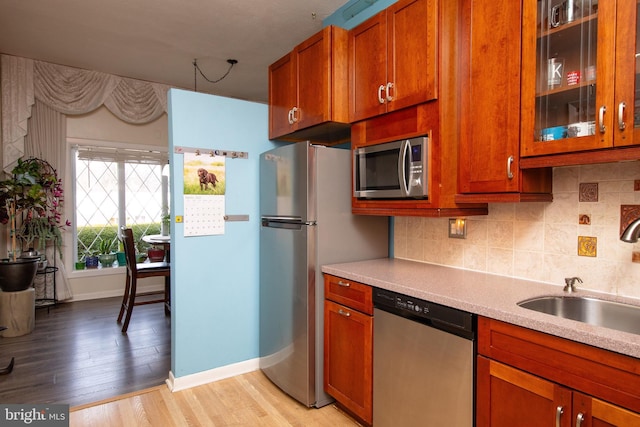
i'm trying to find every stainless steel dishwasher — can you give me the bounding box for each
[373,288,476,426]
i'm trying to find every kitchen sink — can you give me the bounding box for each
[517,296,640,335]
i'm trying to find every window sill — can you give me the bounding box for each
[69,266,125,279]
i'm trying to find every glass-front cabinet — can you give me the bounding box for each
[521,0,640,157]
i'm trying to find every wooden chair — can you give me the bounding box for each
[117,227,170,333]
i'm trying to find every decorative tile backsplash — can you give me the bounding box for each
[394,162,640,299]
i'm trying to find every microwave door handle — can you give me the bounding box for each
[398,139,410,196]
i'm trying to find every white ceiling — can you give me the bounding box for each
[0,0,349,104]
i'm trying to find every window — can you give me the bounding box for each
[72,144,168,267]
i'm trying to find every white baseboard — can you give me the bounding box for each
[166,358,260,392]
[69,284,164,302]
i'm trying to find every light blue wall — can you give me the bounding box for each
[323,0,397,29]
[166,0,401,379]
[167,89,276,377]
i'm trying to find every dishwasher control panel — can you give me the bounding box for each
[373,287,476,339]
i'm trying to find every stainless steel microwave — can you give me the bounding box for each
[353,136,429,199]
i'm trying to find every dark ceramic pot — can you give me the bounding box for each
[0,258,38,292]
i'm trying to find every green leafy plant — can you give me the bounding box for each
[98,238,115,255]
[0,158,68,260]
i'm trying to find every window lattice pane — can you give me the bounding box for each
[125,163,162,237]
[75,156,163,261]
[75,159,119,256]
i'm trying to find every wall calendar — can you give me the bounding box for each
[182,152,226,236]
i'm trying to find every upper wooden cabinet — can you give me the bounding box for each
[457,0,552,203]
[348,0,438,123]
[520,0,640,167]
[351,0,487,217]
[268,26,350,144]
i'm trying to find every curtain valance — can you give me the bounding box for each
[1,54,172,172]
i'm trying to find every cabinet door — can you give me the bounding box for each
[477,356,573,427]
[459,0,523,193]
[613,0,640,147]
[386,0,438,113]
[296,27,332,130]
[323,299,373,425]
[573,392,640,427]
[349,11,388,122]
[268,52,296,139]
[521,0,616,156]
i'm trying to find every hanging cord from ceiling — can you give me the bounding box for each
[192,58,238,92]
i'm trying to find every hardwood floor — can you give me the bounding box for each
[0,296,170,407]
[70,370,360,426]
[1,296,360,426]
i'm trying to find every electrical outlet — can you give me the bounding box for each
[448,218,466,239]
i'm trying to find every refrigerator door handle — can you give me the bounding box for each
[261,216,316,227]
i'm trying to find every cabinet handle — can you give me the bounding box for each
[337,280,350,287]
[618,101,626,131]
[291,107,298,123]
[555,406,564,427]
[575,412,585,427]
[288,108,294,125]
[598,105,607,133]
[507,156,514,180]
[386,82,394,102]
[338,309,351,317]
[378,85,386,104]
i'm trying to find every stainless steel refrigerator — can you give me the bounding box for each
[259,142,388,408]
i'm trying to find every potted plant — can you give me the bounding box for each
[115,240,126,267]
[0,158,68,291]
[97,238,116,268]
[84,251,99,269]
[161,212,170,236]
[147,246,165,263]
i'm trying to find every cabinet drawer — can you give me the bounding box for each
[324,274,372,315]
[478,316,640,413]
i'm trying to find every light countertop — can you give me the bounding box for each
[322,258,640,359]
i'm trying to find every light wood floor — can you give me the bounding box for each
[71,370,360,427]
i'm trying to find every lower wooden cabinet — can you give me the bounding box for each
[477,357,640,427]
[323,274,373,425]
[477,317,640,426]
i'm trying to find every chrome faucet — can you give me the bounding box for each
[621,217,640,243]
[564,277,582,293]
